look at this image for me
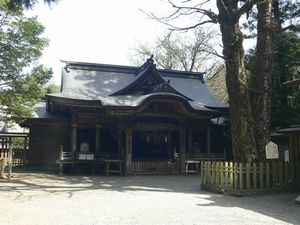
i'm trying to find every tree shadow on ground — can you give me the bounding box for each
[1,172,299,225]
[0,172,201,198]
[196,189,300,225]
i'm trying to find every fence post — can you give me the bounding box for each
[279,161,283,190]
[204,162,208,186]
[200,161,204,185]
[272,161,277,189]
[224,161,228,191]
[0,159,4,178]
[233,162,238,191]
[229,162,234,191]
[246,162,250,190]
[215,162,220,187]
[220,162,224,190]
[253,162,257,191]
[207,161,211,186]
[211,161,216,185]
[266,162,270,190]
[239,162,243,192]
[259,162,264,190]
[8,144,13,180]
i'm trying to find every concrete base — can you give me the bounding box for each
[295,195,300,204]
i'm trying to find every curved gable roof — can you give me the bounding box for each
[110,57,193,101]
[110,59,165,96]
[47,58,228,113]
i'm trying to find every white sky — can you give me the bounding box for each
[25,0,179,84]
[25,0,254,85]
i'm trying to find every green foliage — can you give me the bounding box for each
[271,0,300,129]
[0,0,57,11]
[0,9,52,123]
[272,35,300,128]
[45,83,60,94]
[246,0,300,129]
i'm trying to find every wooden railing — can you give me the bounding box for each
[0,146,12,179]
[201,161,300,195]
[131,160,178,175]
[186,152,225,161]
[56,149,124,176]
[0,134,28,168]
[0,145,27,168]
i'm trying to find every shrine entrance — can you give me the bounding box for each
[129,128,180,175]
[132,130,179,161]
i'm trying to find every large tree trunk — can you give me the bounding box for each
[250,0,273,160]
[271,0,288,129]
[217,1,257,162]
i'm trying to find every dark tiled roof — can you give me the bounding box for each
[277,126,300,133]
[47,59,228,113]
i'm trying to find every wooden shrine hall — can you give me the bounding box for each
[23,57,229,175]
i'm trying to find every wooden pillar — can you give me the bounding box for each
[125,129,132,174]
[188,131,192,156]
[95,124,101,155]
[23,136,28,170]
[117,128,122,156]
[167,132,172,158]
[206,126,211,154]
[289,134,293,162]
[71,124,77,153]
[179,129,186,173]
[295,134,299,163]
[9,137,12,153]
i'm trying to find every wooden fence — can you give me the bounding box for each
[0,134,28,168]
[131,160,178,175]
[201,161,300,195]
[0,145,12,178]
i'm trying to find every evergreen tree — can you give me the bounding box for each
[0,0,57,11]
[271,0,300,128]
[0,8,52,122]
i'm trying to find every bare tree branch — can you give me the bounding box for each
[167,0,218,22]
[202,45,224,59]
[141,0,218,32]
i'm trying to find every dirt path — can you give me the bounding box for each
[0,173,299,225]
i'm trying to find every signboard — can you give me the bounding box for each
[80,142,90,153]
[265,141,279,159]
[78,153,94,160]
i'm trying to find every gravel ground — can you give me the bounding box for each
[0,173,299,225]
